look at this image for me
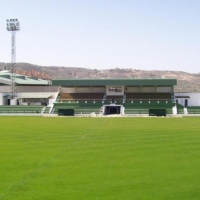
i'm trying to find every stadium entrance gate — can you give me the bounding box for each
[102,105,124,115]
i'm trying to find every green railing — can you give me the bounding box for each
[187,107,200,114]
[0,106,43,114]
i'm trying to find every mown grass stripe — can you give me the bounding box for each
[0,117,200,199]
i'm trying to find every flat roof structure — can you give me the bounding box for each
[52,79,177,87]
[0,70,50,85]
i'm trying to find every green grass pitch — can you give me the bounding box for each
[0,117,200,200]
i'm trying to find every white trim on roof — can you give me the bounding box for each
[17,94,52,98]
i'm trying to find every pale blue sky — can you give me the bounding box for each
[1,0,200,73]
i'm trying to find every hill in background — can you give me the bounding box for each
[0,62,200,92]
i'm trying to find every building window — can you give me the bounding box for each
[108,86,122,92]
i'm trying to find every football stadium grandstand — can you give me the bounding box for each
[1,69,200,116]
[52,79,178,116]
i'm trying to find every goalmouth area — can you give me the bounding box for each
[1,117,200,199]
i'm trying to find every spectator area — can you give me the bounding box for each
[0,106,43,114]
[53,102,103,115]
[51,79,177,116]
[123,102,175,114]
[187,106,200,114]
[104,95,124,104]
[60,93,104,100]
[177,104,184,114]
[43,107,50,114]
[126,93,171,100]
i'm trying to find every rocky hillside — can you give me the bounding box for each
[1,62,200,92]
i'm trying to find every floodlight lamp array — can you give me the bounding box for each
[6,19,20,31]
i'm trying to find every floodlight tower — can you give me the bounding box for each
[6,19,20,99]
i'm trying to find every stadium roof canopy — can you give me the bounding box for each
[52,79,177,87]
[17,94,52,98]
[0,70,50,85]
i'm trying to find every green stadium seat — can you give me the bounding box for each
[0,106,43,114]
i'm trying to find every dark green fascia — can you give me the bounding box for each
[52,79,177,87]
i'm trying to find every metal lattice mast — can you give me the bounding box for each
[11,31,16,98]
[6,19,20,99]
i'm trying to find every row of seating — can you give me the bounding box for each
[105,99,173,103]
[0,106,44,114]
[60,93,104,100]
[57,99,174,104]
[59,93,172,101]
[106,95,123,100]
[176,104,184,114]
[122,103,175,109]
[187,106,200,114]
[126,93,171,100]
[53,102,175,115]
[124,109,173,115]
[54,102,175,108]
[54,108,174,115]
[43,107,50,113]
